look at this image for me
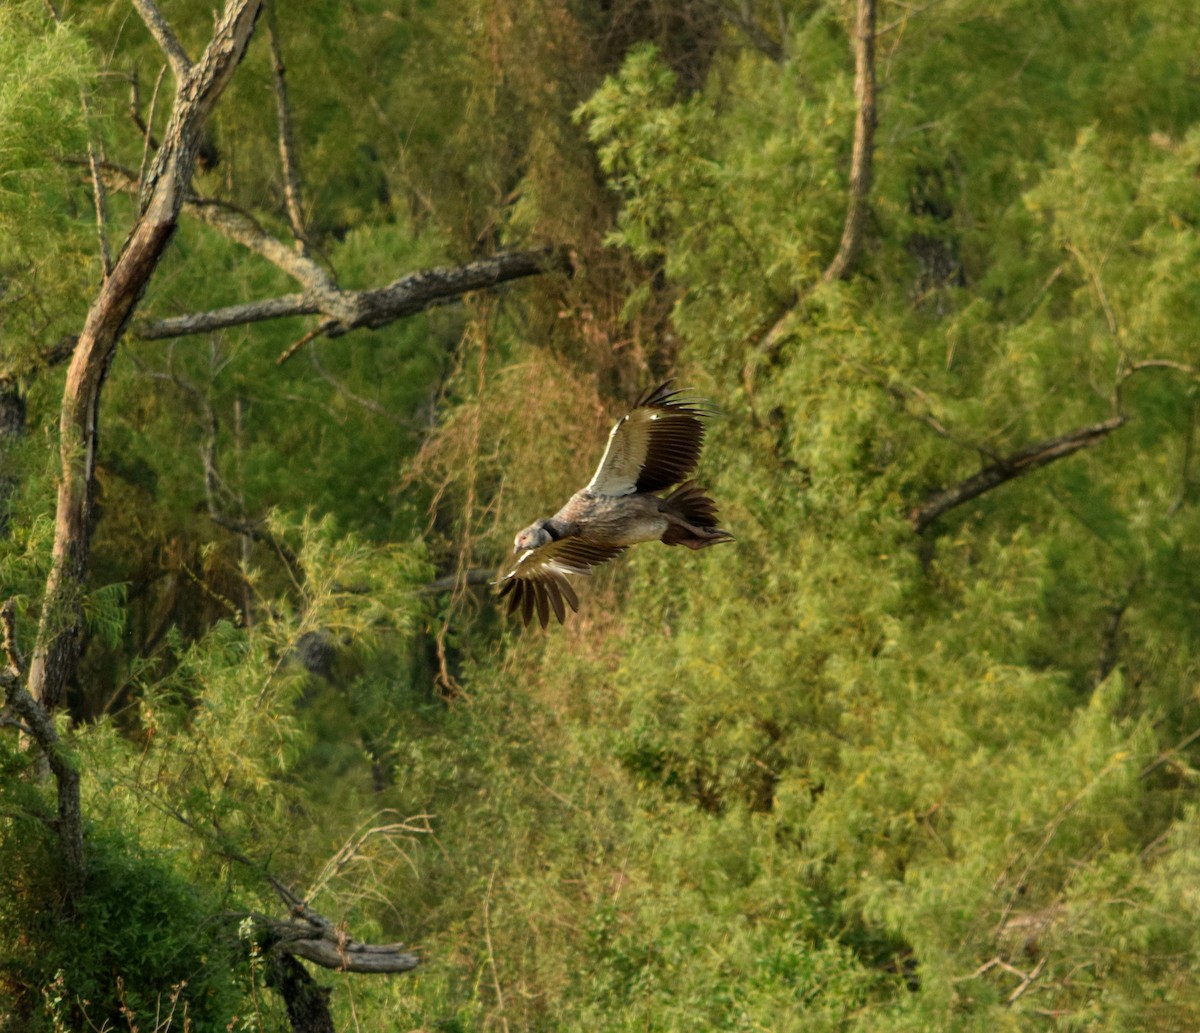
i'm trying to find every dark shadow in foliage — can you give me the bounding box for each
[576,0,726,92]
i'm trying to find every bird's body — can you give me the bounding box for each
[496,382,733,626]
[550,491,668,547]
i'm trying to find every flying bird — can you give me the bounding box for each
[496,381,733,627]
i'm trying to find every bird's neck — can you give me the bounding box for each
[542,516,576,541]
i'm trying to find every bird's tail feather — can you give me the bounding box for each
[660,481,734,547]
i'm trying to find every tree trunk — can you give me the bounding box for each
[266,954,335,1033]
[27,0,265,711]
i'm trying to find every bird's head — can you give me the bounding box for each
[513,522,553,554]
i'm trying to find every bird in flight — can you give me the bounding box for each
[496,381,733,627]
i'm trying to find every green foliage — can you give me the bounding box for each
[0,1,96,355]
[6,0,1200,1030]
[0,822,242,1032]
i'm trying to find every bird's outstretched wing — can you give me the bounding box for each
[585,381,711,497]
[495,536,626,628]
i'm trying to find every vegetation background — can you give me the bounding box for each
[2,0,1200,1030]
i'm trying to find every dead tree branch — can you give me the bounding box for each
[86,140,113,278]
[76,159,572,351]
[127,66,161,150]
[267,0,309,249]
[257,880,419,975]
[136,245,574,342]
[265,911,420,974]
[822,0,876,283]
[184,197,338,295]
[129,0,192,82]
[28,0,264,712]
[910,416,1126,534]
[138,65,169,195]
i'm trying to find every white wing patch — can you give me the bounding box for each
[584,384,708,498]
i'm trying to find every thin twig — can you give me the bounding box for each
[484,868,510,1033]
[128,66,161,148]
[139,64,168,196]
[308,346,397,419]
[1119,358,1200,381]
[877,0,946,35]
[1065,241,1119,339]
[276,325,326,365]
[1139,726,1200,780]
[86,141,113,277]
[995,756,1127,934]
[1006,957,1047,1005]
[267,0,309,250]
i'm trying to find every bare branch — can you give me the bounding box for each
[276,325,328,365]
[910,416,1126,534]
[130,0,193,81]
[79,155,572,349]
[267,1,309,249]
[142,293,319,339]
[1005,957,1047,1006]
[136,245,574,341]
[86,141,113,278]
[139,65,169,195]
[1118,358,1200,382]
[257,891,420,974]
[185,197,337,295]
[127,67,160,150]
[274,924,420,974]
[822,0,877,283]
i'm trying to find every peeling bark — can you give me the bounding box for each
[136,245,574,342]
